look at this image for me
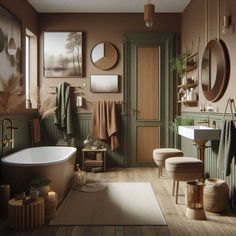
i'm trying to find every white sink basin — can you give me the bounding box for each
[178,126,221,142]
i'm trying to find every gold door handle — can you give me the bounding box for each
[132,109,139,116]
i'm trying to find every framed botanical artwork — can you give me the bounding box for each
[43,31,83,77]
[90,75,119,93]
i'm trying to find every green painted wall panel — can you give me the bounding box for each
[0,112,126,168]
[0,113,38,156]
[179,112,236,209]
[41,113,126,167]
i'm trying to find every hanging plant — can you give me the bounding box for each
[170,53,189,78]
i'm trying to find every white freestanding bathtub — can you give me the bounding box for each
[1,146,77,204]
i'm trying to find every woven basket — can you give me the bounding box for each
[204,178,229,213]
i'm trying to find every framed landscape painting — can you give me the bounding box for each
[43,32,83,77]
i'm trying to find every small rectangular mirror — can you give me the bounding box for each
[90,75,118,93]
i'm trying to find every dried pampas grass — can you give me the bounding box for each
[33,86,57,119]
[0,74,24,113]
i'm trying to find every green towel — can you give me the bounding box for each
[175,117,194,126]
[54,82,73,135]
[217,118,236,176]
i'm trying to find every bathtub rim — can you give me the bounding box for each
[1,146,77,167]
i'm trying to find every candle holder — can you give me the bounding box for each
[185,181,206,220]
[77,171,87,186]
[30,187,39,200]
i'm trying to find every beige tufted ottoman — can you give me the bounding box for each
[165,157,204,204]
[153,148,184,178]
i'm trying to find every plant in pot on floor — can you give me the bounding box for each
[30,177,51,197]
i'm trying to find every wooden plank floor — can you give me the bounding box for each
[0,167,235,236]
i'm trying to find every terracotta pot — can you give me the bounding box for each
[36,186,51,197]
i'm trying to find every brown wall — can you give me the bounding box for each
[39,13,181,112]
[0,0,39,113]
[0,0,38,35]
[182,0,236,113]
[0,3,182,113]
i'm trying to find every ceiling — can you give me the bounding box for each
[27,0,191,13]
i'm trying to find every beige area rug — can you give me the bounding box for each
[50,182,167,226]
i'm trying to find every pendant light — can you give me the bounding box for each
[8,21,16,55]
[144,0,155,28]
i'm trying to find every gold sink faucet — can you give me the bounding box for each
[1,118,17,157]
[197,118,210,127]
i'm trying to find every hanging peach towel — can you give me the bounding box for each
[92,101,119,151]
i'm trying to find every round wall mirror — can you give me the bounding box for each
[91,42,118,70]
[201,39,230,102]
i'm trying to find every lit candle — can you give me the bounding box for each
[48,191,56,201]
[77,171,87,186]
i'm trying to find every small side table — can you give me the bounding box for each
[8,197,45,230]
[82,148,107,172]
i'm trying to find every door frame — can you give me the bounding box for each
[123,32,177,166]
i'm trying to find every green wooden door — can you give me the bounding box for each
[123,33,175,166]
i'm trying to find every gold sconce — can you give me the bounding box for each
[222,15,231,34]
[144,0,155,28]
[222,0,232,34]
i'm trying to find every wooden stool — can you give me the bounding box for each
[153,148,183,178]
[165,157,203,204]
[8,197,45,230]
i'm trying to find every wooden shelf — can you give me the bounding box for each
[178,100,198,106]
[184,52,198,61]
[178,82,198,89]
[178,50,199,107]
[82,148,107,172]
[84,159,104,167]
[186,65,198,72]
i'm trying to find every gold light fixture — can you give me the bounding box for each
[222,15,231,33]
[8,21,16,55]
[144,0,155,28]
[222,0,231,34]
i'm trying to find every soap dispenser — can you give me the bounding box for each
[189,88,196,101]
[186,89,190,101]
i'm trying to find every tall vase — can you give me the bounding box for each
[83,134,92,149]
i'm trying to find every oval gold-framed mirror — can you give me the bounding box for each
[201,39,230,102]
[90,42,118,70]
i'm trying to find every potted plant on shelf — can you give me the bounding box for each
[30,177,51,197]
[170,52,189,84]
